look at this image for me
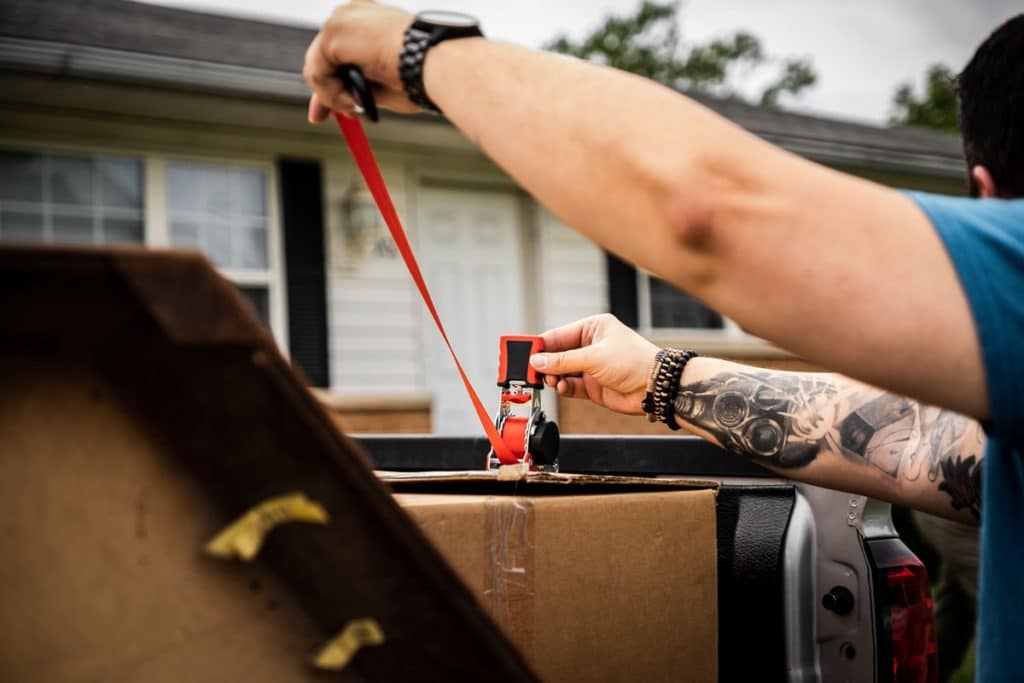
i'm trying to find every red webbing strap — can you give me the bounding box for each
[333,113,516,465]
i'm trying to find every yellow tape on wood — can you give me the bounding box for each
[313,618,386,670]
[204,492,329,561]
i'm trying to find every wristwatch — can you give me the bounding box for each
[399,10,483,113]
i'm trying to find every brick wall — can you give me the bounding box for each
[326,408,431,434]
[314,390,432,434]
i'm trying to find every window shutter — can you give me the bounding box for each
[278,158,329,387]
[605,251,639,328]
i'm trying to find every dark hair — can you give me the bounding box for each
[955,14,1024,198]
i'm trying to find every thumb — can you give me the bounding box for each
[530,347,593,375]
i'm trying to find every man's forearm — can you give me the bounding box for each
[674,358,983,523]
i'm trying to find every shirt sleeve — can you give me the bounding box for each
[904,191,1024,448]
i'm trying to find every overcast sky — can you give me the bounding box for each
[145,0,1020,124]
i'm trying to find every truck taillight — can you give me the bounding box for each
[867,538,938,683]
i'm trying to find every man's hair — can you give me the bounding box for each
[955,14,1024,198]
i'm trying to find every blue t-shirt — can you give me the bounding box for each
[905,192,1024,680]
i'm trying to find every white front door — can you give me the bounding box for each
[417,187,527,434]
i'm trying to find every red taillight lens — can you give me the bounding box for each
[868,539,938,683]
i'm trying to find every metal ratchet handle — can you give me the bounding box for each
[338,64,380,123]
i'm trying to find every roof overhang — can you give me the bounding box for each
[0,36,965,178]
[0,37,309,102]
[759,132,964,179]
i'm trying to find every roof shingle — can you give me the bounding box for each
[0,0,963,167]
[0,0,314,73]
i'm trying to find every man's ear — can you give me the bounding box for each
[971,165,999,198]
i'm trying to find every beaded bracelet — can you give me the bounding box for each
[642,348,698,430]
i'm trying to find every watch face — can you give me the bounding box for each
[415,10,478,28]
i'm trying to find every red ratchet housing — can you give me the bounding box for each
[489,335,560,471]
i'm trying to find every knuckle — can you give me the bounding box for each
[304,35,320,60]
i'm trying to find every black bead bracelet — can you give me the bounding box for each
[642,348,698,430]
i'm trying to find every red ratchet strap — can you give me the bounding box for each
[333,113,517,465]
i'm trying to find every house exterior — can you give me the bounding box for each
[0,0,968,436]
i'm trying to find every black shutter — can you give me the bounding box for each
[605,251,639,328]
[278,158,329,387]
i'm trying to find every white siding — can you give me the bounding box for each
[324,156,422,394]
[324,163,607,398]
[535,208,608,329]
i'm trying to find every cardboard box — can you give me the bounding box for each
[389,472,719,682]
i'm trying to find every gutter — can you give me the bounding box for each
[0,36,309,101]
[760,132,964,179]
[0,36,965,178]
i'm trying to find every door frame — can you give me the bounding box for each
[409,168,543,433]
[409,163,541,333]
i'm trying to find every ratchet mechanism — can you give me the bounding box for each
[489,335,560,471]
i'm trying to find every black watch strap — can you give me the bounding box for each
[399,27,438,112]
[399,20,483,114]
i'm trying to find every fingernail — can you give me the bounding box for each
[530,354,547,369]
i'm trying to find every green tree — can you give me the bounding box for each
[890,64,959,132]
[545,1,817,107]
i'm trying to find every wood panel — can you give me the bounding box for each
[0,245,537,682]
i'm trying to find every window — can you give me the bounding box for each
[236,284,271,328]
[0,150,143,244]
[0,147,286,345]
[606,251,737,333]
[165,160,281,337]
[641,272,724,330]
[166,161,269,269]
[0,148,294,350]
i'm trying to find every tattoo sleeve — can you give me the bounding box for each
[674,369,983,520]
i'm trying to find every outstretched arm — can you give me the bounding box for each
[303,3,985,420]
[531,314,983,523]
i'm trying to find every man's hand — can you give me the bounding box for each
[531,314,659,415]
[303,1,416,122]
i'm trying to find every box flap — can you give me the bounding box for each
[380,468,719,493]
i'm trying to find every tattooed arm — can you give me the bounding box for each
[674,358,983,523]
[533,314,983,524]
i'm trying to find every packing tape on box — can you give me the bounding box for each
[484,496,536,656]
[204,492,329,561]
[313,618,386,670]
